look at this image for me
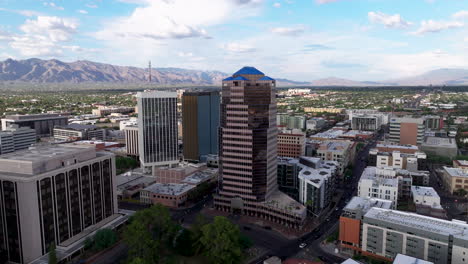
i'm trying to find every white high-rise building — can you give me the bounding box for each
[137,91,179,173]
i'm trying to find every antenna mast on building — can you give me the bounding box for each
[148,61,152,83]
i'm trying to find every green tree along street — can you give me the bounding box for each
[123,205,251,264]
[199,216,244,264]
[116,156,139,174]
[92,229,118,251]
[48,243,57,264]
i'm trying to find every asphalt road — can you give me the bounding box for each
[248,131,383,264]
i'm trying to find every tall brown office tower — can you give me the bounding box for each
[214,67,306,228]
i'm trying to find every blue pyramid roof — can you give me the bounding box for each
[258,76,275,81]
[233,66,264,76]
[223,76,234,81]
[232,76,249,81]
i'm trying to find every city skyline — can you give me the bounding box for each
[0,0,467,81]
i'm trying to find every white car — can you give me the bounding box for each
[299,243,307,249]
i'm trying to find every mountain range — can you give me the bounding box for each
[1,58,468,86]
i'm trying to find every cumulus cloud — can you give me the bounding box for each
[368,12,412,28]
[9,16,79,56]
[78,10,88,14]
[453,10,468,20]
[43,2,65,11]
[86,3,98,8]
[270,25,305,36]
[315,0,340,4]
[223,42,256,53]
[96,0,263,41]
[273,2,281,8]
[411,20,464,35]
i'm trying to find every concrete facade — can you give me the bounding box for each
[361,208,468,264]
[137,91,179,172]
[0,126,36,155]
[1,114,68,138]
[0,145,117,264]
[278,130,306,158]
[124,125,139,156]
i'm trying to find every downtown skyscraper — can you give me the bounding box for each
[214,67,306,228]
[137,91,179,173]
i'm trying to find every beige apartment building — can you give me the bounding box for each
[316,140,355,175]
[441,166,468,194]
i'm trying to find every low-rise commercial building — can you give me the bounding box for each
[140,183,195,208]
[306,117,326,131]
[361,207,468,264]
[278,129,306,158]
[277,114,306,130]
[441,166,468,194]
[53,124,106,141]
[421,136,458,158]
[368,148,427,172]
[0,125,36,155]
[1,113,68,137]
[351,114,383,131]
[454,160,468,173]
[316,140,355,175]
[304,107,345,114]
[340,196,393,256]
[0,144,117,264]
[92,106,135,117]
[411,186,441,208]
[358,167,400,208]
[117,171,156,199]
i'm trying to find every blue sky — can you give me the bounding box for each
[0,0,467,81]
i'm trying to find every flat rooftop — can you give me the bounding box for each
[455,160,468,166]
[3,113,67,121]
[360,167,399,187]
[376,142,419,151]
[443,166,468,178]
[344,196,393,212]
[0,144,101,177]
[411,186,439,198]
[312,129,344,139]
[55,124,98,130]
[182,168,218,185]
[393,254,433,264]
[365,208,468,241]
[263,189,306,215]
[422,136,457,147]
[143,183,195,196]
[318,140,353,152]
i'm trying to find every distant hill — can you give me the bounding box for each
[383,69,468,86]
[1,58,467,87]
[0,58,227,85]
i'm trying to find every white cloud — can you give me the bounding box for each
[223,42,256,53]
[453,10,468,20]
[96,0,263,41]
[368,12,412,28]
[43,2,65,11]
[9,16,79,56]
[270,25,305,36]
[315,0,340,4]
[0,8,42,17]
[411,20,464,35]
[273,2,281,8]
[86,3,98,8]
[178,52,194,57]
[78,10,88,14]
